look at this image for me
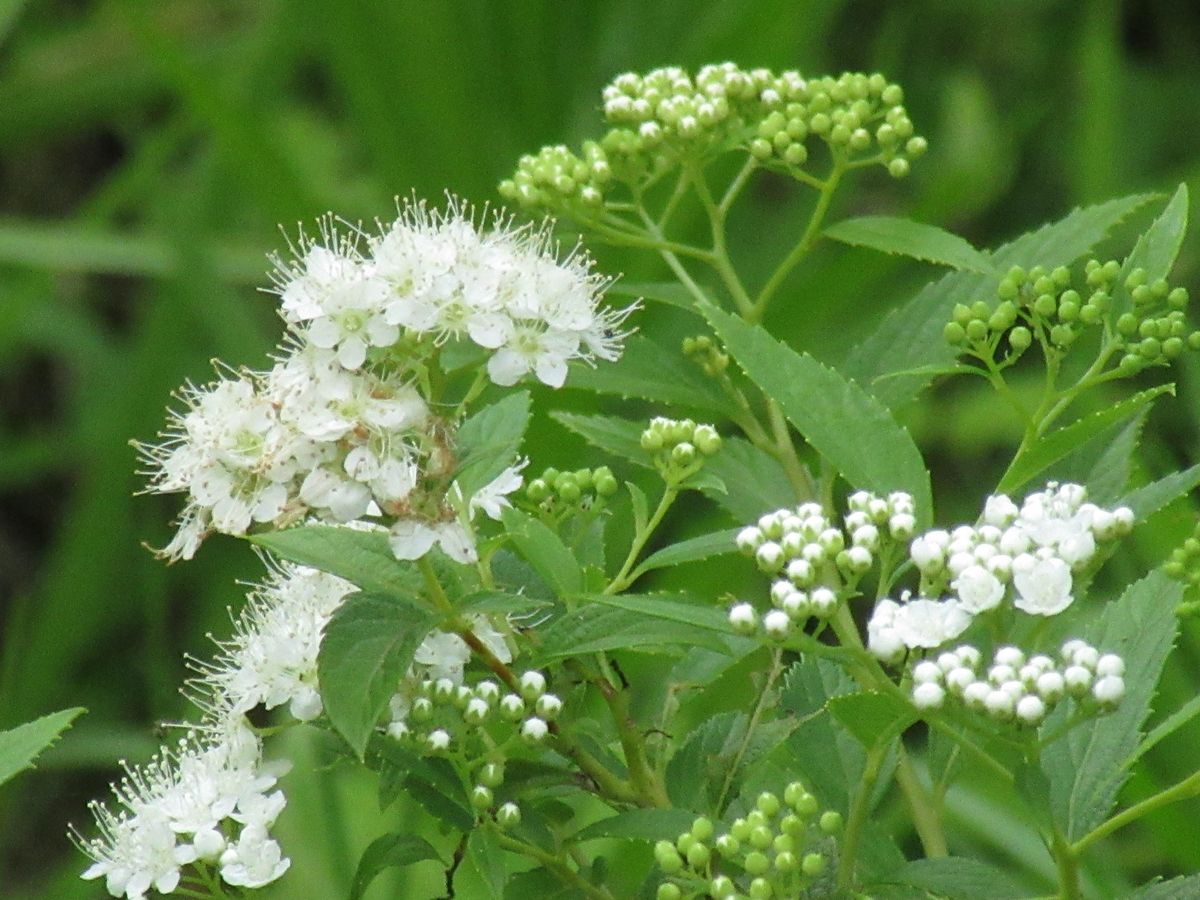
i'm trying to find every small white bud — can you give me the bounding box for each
[852,524,880,551]
[763,609,792,638]
[535,694,563,720]
[736,527,764,554]
[781,514,804,534]
[521,717,549,742]
[476,680,501,702]
[913,661,943,684]
[781,531,805,557]
[888,491,915,513]
[802,542,826,564]
[867,498,889,522]
[985,553,1013,579]
[810,587,838,617]
[756,541,785,573]
[983,494,1019,527]
[963,681,991,709]
[955,645,982,670]
[464,698,490,724]
[848,490,873,511]
[770,579,794,606]
[1064,665,1093,697]
[889,512,916,540]
[1096,654,1125,678]
[500,694,526,719]
[818,528,845,553]
[427,728,452,751]
[909,537,944,573]
[946,667,975,694]
[1000,528,1031,556]
[781,590,811,620]
[786,558,815,587]
[729,602,758,634]
[985,689,1015,720]
[1001,679,1026,700]
[1072,645,1100,671]
[844,545,873,573]
[520,671,547,699]
[1016,694,1047,725]
[1093,675,1126,706]
[192,828,226,861]
[994,646,1025,668]
[936,651,961,672]
[947,551,976,578]
[844,510,871,531]
[497,802,521,828]
[1036,671,1065,702]
[759,511,785,538]
[1061,639,1088,661]
[434,678,456,701]
[387,721,411,741]
[988,664,1016,685]
[912,682,946,710]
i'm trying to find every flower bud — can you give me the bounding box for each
[763,609,791,639]
[520,670,547,700]
[729,602,758,634]
[521,716,549,743]
[500,693,526,720]
[471,785,494,810]
[535,693,563,720]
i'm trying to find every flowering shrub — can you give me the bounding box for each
[21,62,1195,898]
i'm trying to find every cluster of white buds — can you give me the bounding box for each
[731,492,913,641]
[73,724,291,899]
[137,200,632,563]
[502,65,924,216]
[910,482,1133,618]
[909,640,1126,725]
[386,670,559,812]
[641,417,722,482]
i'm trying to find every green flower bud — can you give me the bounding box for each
[1163,336,1184,359]
[1057,299,1079,322]
[966,319,988,342]
[809,112,831,134]
[675,832,694,855]
[1151,277,1170,298]
[887,158,910,178]
[686,842,710,869]
[773,833,795,854]
[641,429,664,451]
[671,442,697,466]
[1079,304,1101,325]
[694,425,722,456]
[1116,313,1139,336]
[1091,290,1111,312]
[952,303,973,325]
[906,135,928,157]
[691,816,715,842]
[1190,332,1200,350]
[1132,284,1154,306]
[1052,265,1071,287]
[595,474,619,496]
[850,128,872,151]
[744,850,770,876]
[756,791,781,817]
[1118,353,1143,375]
[1168,287,1189,309]
[997,277,1020,300]
[881,84,904,105]
[819,811,843,834]
[775,850,798,872]
[783,142,808,166]
[749,825,773,850]
[802,852,827,876]
[1050,324,1075,346]
[657,884,682,900]
[750,138,773,160]
[1138,337,1162,360]
[1033,294,1057,317]
[792,791,820,818]
[716,833,740,856]
[479,762,505,787]
[829,123,851,145]
[496,802,521,828]
[730,818,751,842]
[556,478,581,503]
[1033,275,1056,296]
[710,875,735,899]
[944,322,966,344]
[1102,260,1121,280]
[470,785,494,810]
[749,878,774,899]
[573,468,594,491]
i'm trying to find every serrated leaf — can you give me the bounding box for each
[779,658,865,810]
[318,593,435,757]
[249,526,420,598]
[626,481,650,534]
[457,590,551,617]
[827,692,915,749]
[666,711,746,809]
[847,193,1157,408]
[573,808,699,842]
[467,828,507,899]
[874,857,1026,899]
[1130,875,1200,898]
[1042,571,1182,841]
[348,833,442,900]
[0,707,85,787]
[452,391,530,499]
[825,216,994,273]
[1108,184,1189,327]
[370,739,474,829]
[567,334,739,417]
[702,305,931,522]
[631,528,741,579]
[581,592,733,633]
[996,384,1173,494]
[501,507,583,598]
[1083,409,1147,505]
[536,603,727,660]
[1124,692,1200,769]
[702,436,797,521]
[1120,461,1200,521]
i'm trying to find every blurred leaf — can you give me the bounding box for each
[1042,571,1182,841]
[1130,875,1200,898]
[872,857,1026,899]
[1108,185,1189,328]
[825,216,994,273]
[573,808,698,842]
[249,526,422,598]
[579,592,732,634]
[453,391,530,499]
[467,828,507,899]
[318,593,435,757]
[996,384,1173,494]
[1125,692,1200,770]
[703,305,931,523]
[827,692,915,750]
[1119,462,1200,521]
[348,833,442,900]
[501,508,583,598]
[702,436,797,521]
[779,657,865,810]
[536,602,726,660]
[0,708,85,788]
[609,281,705,317]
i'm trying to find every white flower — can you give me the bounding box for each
[412,615,512,683]
[882,597,971,651]
[389,519,476,563]
[464,462,526,521]
[952,565,1005,614]
[1012,555,1074,616]
[219,825,291,888]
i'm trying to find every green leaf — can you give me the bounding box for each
[467,828,507,899]
[1120,461,1200,521]
[666,711,746,809]
[1108,185,1189,327]
[702,436,797,521]
[996,384,1174,494]
[827,692,915,749]
[457,590,551,617]
[370,740,474,830]
[0,707,85,787]
[580,592,733,634]
[779,658,865,810]
[566,334,739,417]
[847,192,1157,409]
[452,391,530,499]
[609,281,705,317]
[824,215,994,273]
[573,808,699,842]
[249,526,421,598]
[1041,571,1182,841]
[348,833,442,900]
[318,593,436,757]
[501,507,583,598]
[630,528,741,579]
[1124,692,1200,769]
[874,857,1026,899]
[702,305,931,521]
[536,602,727,660]
[1130,875,1200,899]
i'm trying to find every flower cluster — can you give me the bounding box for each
[386,670,557,822]
[945,260,1198,375]
[78,561,516,898]
[139,200,630,562]
[654,784,841,900]
[523,464,620,511]
[731,491,915,640]
[909,641,1126,726]
[501,65,923,217]
[641,417,722,482]
[74,725,290,900]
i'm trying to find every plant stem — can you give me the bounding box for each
[715,647,785,814]
[1051,827,1083,900]
[749,159,845,322]
[895,750,949,858]
[838,739,890,890]
[589,655,671,808]
[606,485,678,593]
[490,825,615,900]
[1072,767,1200,856]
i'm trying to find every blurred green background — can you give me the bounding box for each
[2,1,1199,897]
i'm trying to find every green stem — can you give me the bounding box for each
[690,164,755,316]
[749,158,845,322]
[490,825,615,900]
[606,485,678,593]
[1072,768,1200,856]
[1052,827,1083,900]
[590,654,671,808]
[766,399,818,501]
[895,750,949,858]
[719,157,758,215]
[715,648,785,813]
[838,739,890,890]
